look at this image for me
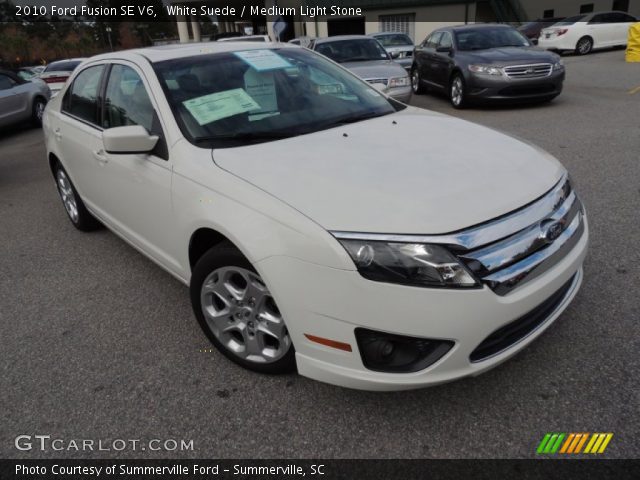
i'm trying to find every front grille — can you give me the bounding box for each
[365,78,388,86]
[469,273,576,362]
[503,63,553,79]
[457,175,585,295]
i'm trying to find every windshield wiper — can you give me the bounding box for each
[194,131,295,143]
[319,111,392,130]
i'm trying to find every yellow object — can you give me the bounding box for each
[626,22,640,62]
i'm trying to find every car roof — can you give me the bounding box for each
[369,32,410,36]
[313,35,375,44]
[84,42,299,64]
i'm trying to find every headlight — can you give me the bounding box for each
[468,64,502,76]
[553,59,564,71]
[337,239,479,288]
[388,76,410,88]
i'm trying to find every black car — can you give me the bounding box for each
[518,18,566,44]
[410,24,565,108]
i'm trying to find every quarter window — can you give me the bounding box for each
[438,32,453,50]
[426,32,443,49]
[103,65,154,132]
[0,74,16,90]
[63,65,105,125]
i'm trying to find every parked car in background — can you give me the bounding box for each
[0,69,50,128]
[518,17,566,44]
[16,67,39,81]
[538,11,637,55]
[411,24,565,108]
[218,35,272,43]
[43,42,588,390]
[369,32,415,70]
[38,58,86,97]
[289,37,312,48]
[312,35,412,103]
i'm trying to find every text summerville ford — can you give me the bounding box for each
[43,42,587,390]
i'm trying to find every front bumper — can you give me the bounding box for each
[387,85,412,103]
[255,217,588,391]
[466,69,565,103]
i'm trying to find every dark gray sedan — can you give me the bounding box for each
[411,24,565,108]
[0,69,51,128]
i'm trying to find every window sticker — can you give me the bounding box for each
[234,49,292,71]
[182,88,260,125]
[244,69,278,120]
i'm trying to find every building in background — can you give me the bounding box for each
[170,0,640,44]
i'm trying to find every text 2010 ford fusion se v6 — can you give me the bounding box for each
[43,43,588,390]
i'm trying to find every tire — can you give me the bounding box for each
[575,36,593,55]
[190,242,296,374]
[411,66,426,95]
[32,97,46,126]
[53,163,101,231]
[449,73,467,109]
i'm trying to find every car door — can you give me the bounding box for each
[96,62,177,271]
[0,73,29,127]
[431,31,455,88]
[587,13,611,47]
[57,64,106,205]
[415,32,442,85]
[610,12,636,45]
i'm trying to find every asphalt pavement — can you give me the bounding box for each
[1,49,639,459]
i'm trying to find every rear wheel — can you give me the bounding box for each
[54,163,101,231]
[449,73,467,109]
[411,67,425,94]
[32,97,46,126]
[575,36,593,55]
[190,243,296,374]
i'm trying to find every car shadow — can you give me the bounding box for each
[0,122,42,142]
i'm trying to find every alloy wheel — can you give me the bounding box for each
[451,76,464,107]
[200,266,291,364]
[411,70,420,93]
[56,169,79,223]
[35,101,45,122]
[577,38,592,55]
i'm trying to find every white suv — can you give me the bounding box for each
[43,43,588,390]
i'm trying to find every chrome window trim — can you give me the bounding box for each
[331,173,569,250]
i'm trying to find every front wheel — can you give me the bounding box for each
[449,74,467,109]
[411,67,425,94]
[32,97,46,126]
[54,164,101,231]
[190,243,296,374]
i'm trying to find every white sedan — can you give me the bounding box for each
[538,11,637,55]
[43,42,588,390]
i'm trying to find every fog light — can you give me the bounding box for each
[355,328,454,373]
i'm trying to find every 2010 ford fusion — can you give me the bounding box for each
[43,42,588,391]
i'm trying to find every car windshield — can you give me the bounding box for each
[315,39,390,63]
[374,34,413,47]
[554,15,587,25]
[154,48,401,149]
[44,61,81,72]
[455,27,531,51]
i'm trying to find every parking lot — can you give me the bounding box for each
[1,49,638,459]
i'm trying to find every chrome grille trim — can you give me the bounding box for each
[460,192,579,274]
[482,212,584,295]
[331,173,570,250]
[365,78,388,86]
[503,63,553,79]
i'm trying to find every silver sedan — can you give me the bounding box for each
[0,69,51,128]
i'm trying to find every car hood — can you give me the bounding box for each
[460,47,558,65]
[340,60,408,79]
[212,109,565,234]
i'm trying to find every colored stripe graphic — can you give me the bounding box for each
[538,433,613,454]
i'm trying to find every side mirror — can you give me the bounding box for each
[102,125,158,154]
[436,46,453,54]
[389,51,401,59]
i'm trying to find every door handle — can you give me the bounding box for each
[93,149,108,164]
[54,128,62,140]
